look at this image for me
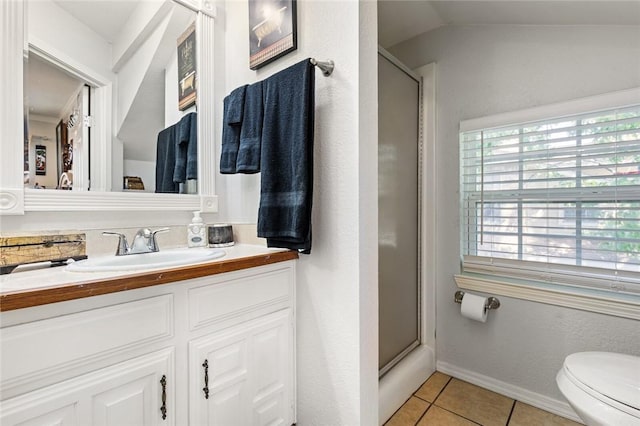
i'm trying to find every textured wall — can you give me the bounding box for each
[218,0,378,424]
[390,24,640,401]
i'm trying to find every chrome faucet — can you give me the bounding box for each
[103,228,169,256]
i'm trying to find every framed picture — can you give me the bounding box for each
[24,119,29,172]
[55,119,68,177]
[63,139,73,172]
[249,0,297,70]
[35,145,46,176]
[178,22,196,111]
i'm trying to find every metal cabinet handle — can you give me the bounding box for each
[160,375,167,420]
[202,359,209,399]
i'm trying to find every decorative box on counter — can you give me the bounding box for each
[0,234,87,274]
[123,176,145,190]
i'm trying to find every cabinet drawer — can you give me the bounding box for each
[189,266,293,330]
[1,295,173,386]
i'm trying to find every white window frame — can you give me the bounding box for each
[455,87,640,320]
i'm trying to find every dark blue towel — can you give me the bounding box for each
[220,85,247,174]
[226,85,246,125]
[156,126,179,193]
[173,112,198,182]
[257,59,315,254]
[236,81,264,174]
[186,112,198,179]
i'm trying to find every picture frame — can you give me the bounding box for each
[55,119,67,178]
[35,145,46,176]
[249,0,297,70]
[24,119,29,172]
[178,22,197,111]
[63,138,73,173]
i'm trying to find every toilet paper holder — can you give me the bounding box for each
[454,290,501,310]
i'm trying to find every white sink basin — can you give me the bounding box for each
[66,248,226,272]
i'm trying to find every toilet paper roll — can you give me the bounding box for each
[460,292,488,322]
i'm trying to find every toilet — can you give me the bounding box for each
[556,352,640,426]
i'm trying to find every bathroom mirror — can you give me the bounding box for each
[0,0,218,214]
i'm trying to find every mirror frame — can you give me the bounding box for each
[0,0,218,215]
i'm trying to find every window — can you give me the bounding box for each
[460,98,640,296]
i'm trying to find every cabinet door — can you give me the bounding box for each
[0,348,174,426]
[190,309,293,426]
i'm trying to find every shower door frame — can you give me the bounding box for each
[378,47,424,378]
[379,58,437,424]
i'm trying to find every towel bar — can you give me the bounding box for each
[310,58,334,77]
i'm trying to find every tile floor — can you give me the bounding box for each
[385,372,582,426]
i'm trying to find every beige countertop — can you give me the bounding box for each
[0,244,298,312]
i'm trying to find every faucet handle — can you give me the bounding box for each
[150,228,170,252]
[151,228,170,236]
[102,231,129,256]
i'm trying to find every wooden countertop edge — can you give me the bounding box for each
[0,250,298,312]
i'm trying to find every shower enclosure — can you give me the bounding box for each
[378,49,421,376]
[377,49,436,425]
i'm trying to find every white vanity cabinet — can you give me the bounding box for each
[0,348,174,426]
[0,260,296,426]
[189,309,293,426]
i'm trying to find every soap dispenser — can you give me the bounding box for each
[187,211,207,247]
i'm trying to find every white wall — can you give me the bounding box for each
[28,120,57,189]
[212,0,261,223]
[27,0,113,80]
[390,24,640,404]
[7,3,381,423]
[164,51,180,127]
[123,159,155,192]
[116,10,169,133]
[216,0,378,424]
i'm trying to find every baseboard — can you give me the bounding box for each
[379,345,435,425]
[436,361,583,423]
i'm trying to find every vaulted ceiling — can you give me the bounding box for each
[378,0,640,48]
[29,1,640,127]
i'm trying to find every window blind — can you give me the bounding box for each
[460,104,640,295]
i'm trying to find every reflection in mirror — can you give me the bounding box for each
[24,0,198,194]
[25,53,88,191]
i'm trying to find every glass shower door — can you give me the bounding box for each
[378,51,420,376]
